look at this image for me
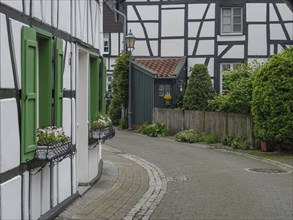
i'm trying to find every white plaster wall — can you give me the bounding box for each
[277,3,293,21]
[72,156,77,193]
[58,158,71,203]
[71,44,76,91]
[41,164,50,214]
[127,23,145,39]
[22,171,29,220]
[0,99,20,173]
[63,42,71,90]
[52,0,58,28]
[63,98,72,137]
[24,0,30,16]
[0,14,14,89]
[247,3,266,22]
[111,33,119,56]
[53,165,58,206]
[137,5,158,20]
[270,24,287,40]
[75,0,88,43]
[150,41,158,57]
[285,23,293,40]
[162,9,184,37]
[205,4,215,19]
[120,33,124,54]
[132,41,150,56]
[188,40,196,56]
[87,2,93,45]
[71,98,76,145]
[144,23,159,39]
[188,22,200,38]
[188,4,207,19]
[32,0,42,21]
[196,40,214,55]
[162,4,184,9]
[208,58,214,77]
[31,172,42,220]
[88,147,98,181]
[42,0,52,25]
[217,35,246,42]
[59,0,71,34]
[1,0,22,12]
[248,25,267,56]
[0,176,21,220]
[109,58,116,71]
[11,19,25,89]
[161,39,184,57]
[218,45,226,56]
[269,4,278,22]
[200,21,215,37]
[127,6,139,21]
[222,45,245,59]
[270,44,275,55]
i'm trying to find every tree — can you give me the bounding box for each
[183,64,215,111]
[252,47,293,148]
[108,52,130,124]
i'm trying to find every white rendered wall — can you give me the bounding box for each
[63,41,72,90]
[63,98,72,137]
[59,0,71,34]
[248,25,267,56]
[132,41,150,56]
[31,172,42,219]
[145,23,159,38]
[88,147,99,181]
[222,45,245,59]
[0,99,20,173]
[200,21,215,37]
[188,40,196,56]
[0,14,14,89]
[58,158,71,203]
[161,39,184,57]
[111,33,119,56]
[162,9,184,37]
[1,0,22,12]
[32,0,42,21]
[150,41,158,57]
[188,4,208,19]
[247,4,266,22]
[270,24,287,40]
[136,5,158,20]
[196,40,214,55]
[0,176,22,220]
[22,171,29,219]
[41,164,51,214]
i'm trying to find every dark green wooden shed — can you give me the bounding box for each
[130,57,186,125]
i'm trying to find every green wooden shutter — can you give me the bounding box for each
[89,54,101,127]
[101,62,107,114]
[54,38,63,127]
[21,27,38,163]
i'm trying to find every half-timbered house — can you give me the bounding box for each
[0,0,106,219]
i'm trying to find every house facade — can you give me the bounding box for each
[0,0,106,219]
[121,0,293,92]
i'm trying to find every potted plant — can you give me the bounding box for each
[91,114,115,141]
[35,126,76,162]
[164,93,172,106]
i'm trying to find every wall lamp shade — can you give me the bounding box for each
[125,30,136,50]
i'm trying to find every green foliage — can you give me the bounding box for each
[92,113,112,129]
[138,122,170,137]
[252,47,293,147]
[175,129,204,143]
[221,135,252,150]
[119,116,128,129]
[37,126,70,146]
[208,63,261,114]
[175,95,184,109]
[108,53,130,124]
[204,134,217,144]
[183,64,215,111]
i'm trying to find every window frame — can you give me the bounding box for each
[103,33,109,54]
[159,84,171,97]
[220,62,242,93]
[221,7,243,35]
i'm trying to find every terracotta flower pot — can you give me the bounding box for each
[260,140,274,152]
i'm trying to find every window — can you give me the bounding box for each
[159,84,171,97]
[221,7,242,34]
[220,63,241,93]
[104,33,109,54]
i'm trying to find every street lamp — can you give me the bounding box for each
[125,30,136,130]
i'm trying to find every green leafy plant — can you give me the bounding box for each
[37,126,70,146]
[92,114,112,129]
[183,64,215,111]
[252,47,293,149]
[108,53,130,125]
[204,134,217,144]
[175,129,204,143]
[119,116,128,129]
[221,135,234,146]
[138,122,170,137]
[221,135,252,150]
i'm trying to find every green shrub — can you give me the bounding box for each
[208,94,231,112]
[138,122,169,137]
[108,53,130,124]
[175,129,204,143]
[221,135,234,146]
[119,116,128,129]
[204,134,217,144]
[183,64,215,111]
[252,47,293,148]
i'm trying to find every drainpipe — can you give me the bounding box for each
[112,7,127,52]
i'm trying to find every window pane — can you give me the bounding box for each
[222,8,231,16]
[223,17,231,25]
[222,24,231,32]
[222,64,231,71]
[233,24,241,32]
[165,85,171,95]
[159,85,164,97]
[234,16,241,23]
[233,8,241,16]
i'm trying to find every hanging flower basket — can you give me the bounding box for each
[35,126,76,164]
[164,93,172,106]
[90,114,115,142]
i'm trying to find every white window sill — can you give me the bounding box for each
[217,35,246,41]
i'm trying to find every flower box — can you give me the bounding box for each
[91,126,115,141]
[35,141,76,163]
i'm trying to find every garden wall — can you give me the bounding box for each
[153,108,253,144]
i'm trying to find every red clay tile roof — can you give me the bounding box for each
[134,58,181,77]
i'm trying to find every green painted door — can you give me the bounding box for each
[21,27,38,163]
